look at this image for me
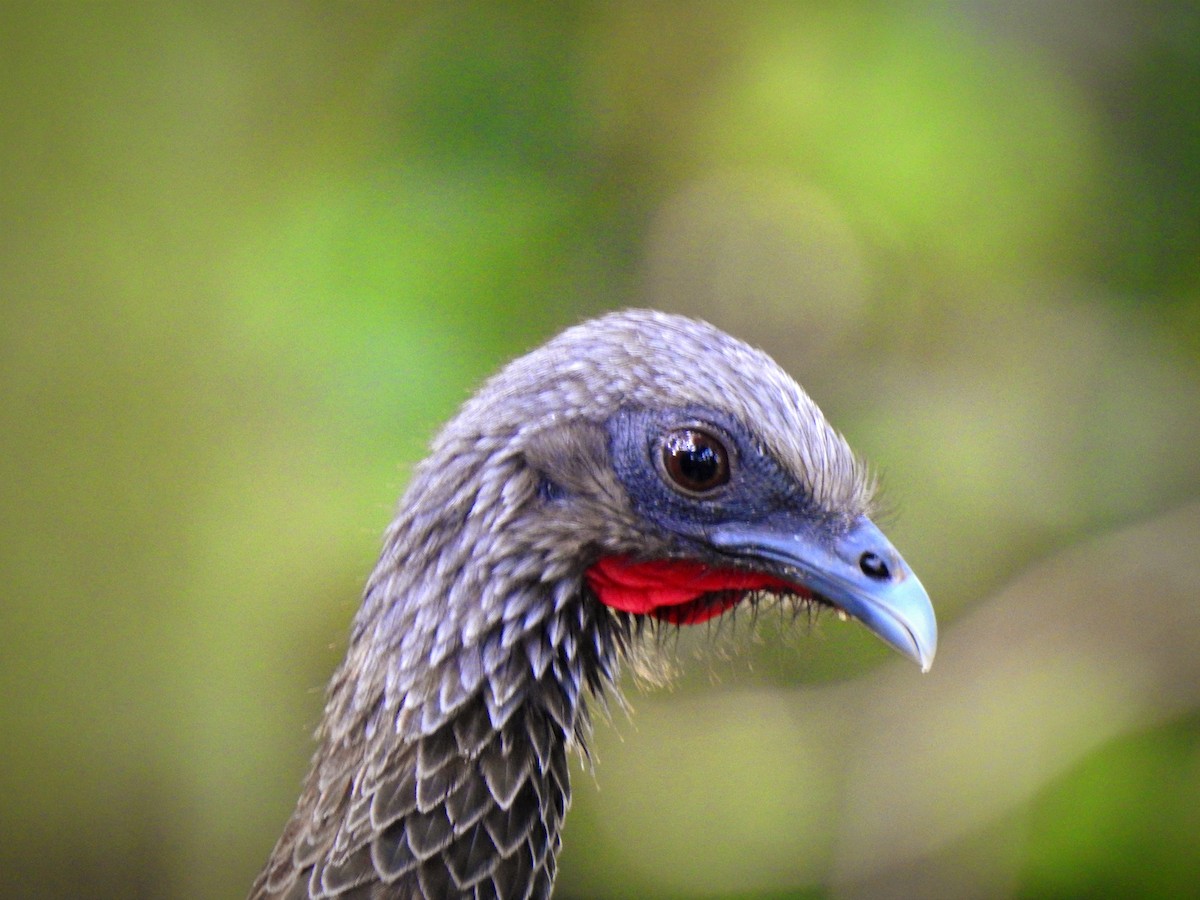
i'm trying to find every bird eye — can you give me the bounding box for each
[660,428,730,495]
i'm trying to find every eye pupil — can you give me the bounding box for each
[662,428,730,494]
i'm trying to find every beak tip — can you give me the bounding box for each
[921,637,937,673]
[890,621,936,672]
[901,589,938,674]
[855,569,938,673]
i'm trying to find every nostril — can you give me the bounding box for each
[860,551,890,580]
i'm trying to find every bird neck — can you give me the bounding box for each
[329,441,626,748]
[333,531,621,748]
[294,527,623,897]
[266,444,635,897]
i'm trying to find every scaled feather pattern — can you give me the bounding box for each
[251,310,931,900]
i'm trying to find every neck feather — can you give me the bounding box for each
[255,467,628,899]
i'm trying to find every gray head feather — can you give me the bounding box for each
[447,309,870,513]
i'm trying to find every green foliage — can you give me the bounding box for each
[1021,716,1200,898]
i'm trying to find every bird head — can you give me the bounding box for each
[402,309,935,672]
[254,309,936,900]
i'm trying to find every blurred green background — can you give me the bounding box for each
[3,3,1199,898]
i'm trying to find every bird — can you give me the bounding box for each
[250,309,936,900]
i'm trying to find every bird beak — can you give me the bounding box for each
[711,516,937,671]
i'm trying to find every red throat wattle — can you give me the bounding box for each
[585,556,803,625]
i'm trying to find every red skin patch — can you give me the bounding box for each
[585,556,805,625]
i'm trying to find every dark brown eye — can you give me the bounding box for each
[661,428,730,494]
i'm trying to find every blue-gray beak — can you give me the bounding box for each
[711,515,937,671]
